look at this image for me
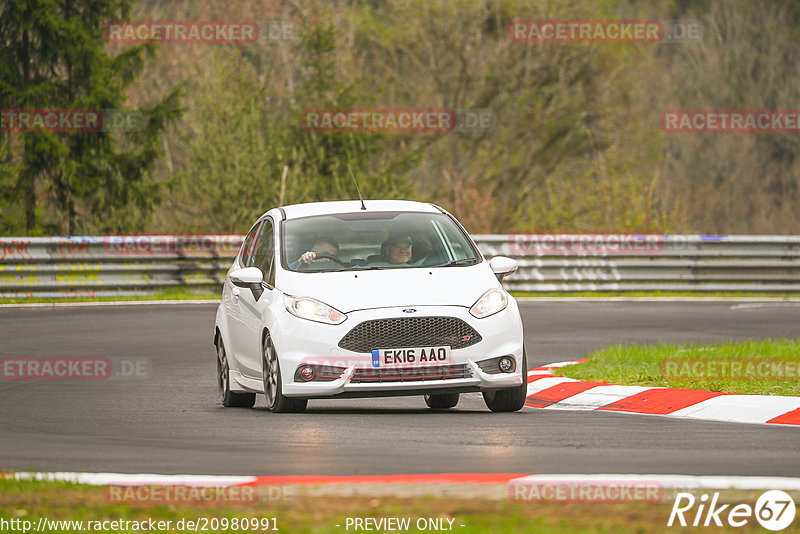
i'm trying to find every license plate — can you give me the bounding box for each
[371,346,452,368]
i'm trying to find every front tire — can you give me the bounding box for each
[483,350,527,412]
[216,338,256,408]
[424,393,460,409]
[262,333,307,413]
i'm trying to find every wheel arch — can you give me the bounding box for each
[261,327,271,350]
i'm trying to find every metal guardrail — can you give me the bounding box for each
[481,234,800,293]
[2,234,800,297]
[0,236,240,298]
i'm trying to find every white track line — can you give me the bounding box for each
[729,302,800,310]
[7,472,254,486]
[0,299,219,309]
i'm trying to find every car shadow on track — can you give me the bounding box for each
[250,406,491,414]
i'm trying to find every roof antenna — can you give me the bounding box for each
[348,164,367,210]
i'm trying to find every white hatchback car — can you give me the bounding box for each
[213,200,526,413]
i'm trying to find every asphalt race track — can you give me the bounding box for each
[1,301,799,476]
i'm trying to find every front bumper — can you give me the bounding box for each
[271,302,524,398]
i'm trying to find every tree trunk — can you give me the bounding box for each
[24,175,35,231]
[68,194,75,236]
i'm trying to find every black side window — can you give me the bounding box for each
[240,221,262,267]
[252,218,275,286]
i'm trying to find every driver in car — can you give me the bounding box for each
[291,236,340,269]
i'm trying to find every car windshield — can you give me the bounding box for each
[282,211,481,272]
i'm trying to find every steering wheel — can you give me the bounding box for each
[298,253,347,269]
[413,252,436,266]
[313,253,347,266]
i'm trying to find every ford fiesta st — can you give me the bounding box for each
[213,200,526,413]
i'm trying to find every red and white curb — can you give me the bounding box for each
[526,361,800,427]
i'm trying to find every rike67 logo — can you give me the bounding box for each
[668,490,797,531]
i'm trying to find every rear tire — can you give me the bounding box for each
[483,350,527,413]
[263,334,307,413]
[424,393,460,409]
[216,338,256,408]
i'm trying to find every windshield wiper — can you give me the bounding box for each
[351,264,386,270]
[430,258,479,268]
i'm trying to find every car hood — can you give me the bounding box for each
[277,263,499,312]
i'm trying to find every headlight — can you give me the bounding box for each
[283,295,347,325]
[469,288,507,318]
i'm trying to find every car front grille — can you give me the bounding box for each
[349,364,472,383]
[338,316,482,353]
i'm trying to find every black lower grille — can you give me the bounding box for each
[350,364,472,383]
[338,316,481,353]
[477,357,501,374]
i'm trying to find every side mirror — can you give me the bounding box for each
[230,267,265,300]
[489,256,518,281]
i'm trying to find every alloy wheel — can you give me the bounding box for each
[263,338,278,407]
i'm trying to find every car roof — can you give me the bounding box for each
[274,200,443,220]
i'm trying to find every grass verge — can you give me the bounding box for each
[560,339,800,396]
[0,287,219,305]
[0,478,786,533]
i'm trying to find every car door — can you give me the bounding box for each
[235,217,277,379]
[225,220,262,373]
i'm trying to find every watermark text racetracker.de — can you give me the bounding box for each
[509,234,666,256]
[509,19,702,43]
[661,110,800,133]
[301,108,495,133]
[509,478,663,503]
[105,484,295,505]
[294,354,464,383]
[662,359,800,381]
[104,20,295,44]
[0,357,150,381]
[103,234,243,256]
[1,109,144,133]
